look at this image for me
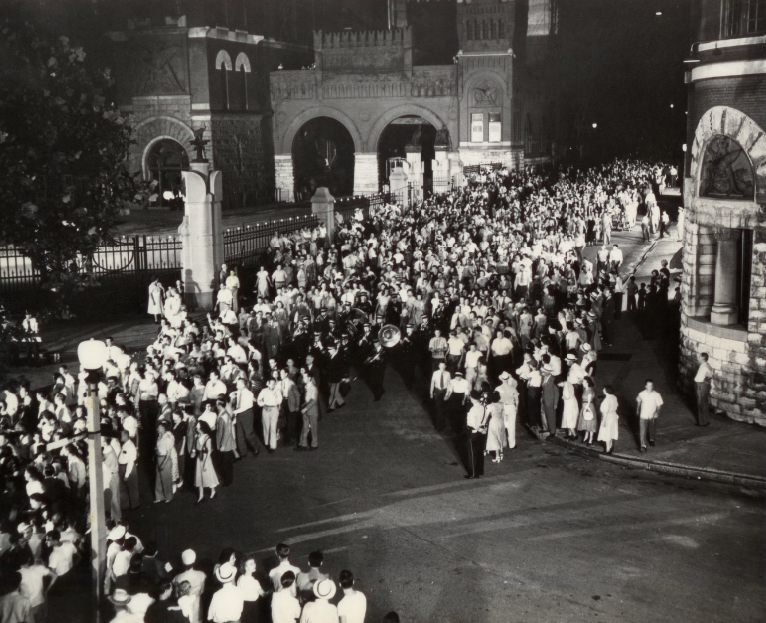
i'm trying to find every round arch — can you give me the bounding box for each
[690,106,766,203]
[143,137,189,208]
[279,106,364,155]
[368,104,450,152]
[134,116,195,177]
[291,117,356,199]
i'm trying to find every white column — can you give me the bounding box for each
[180,161,220,311]
[432,148,450,193]
[710,229,739,326]
[353,152,379,195]
[274,154,294,202]
[311,187,336,245]
[405,147,422,200]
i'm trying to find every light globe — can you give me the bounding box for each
[77,339,107,372]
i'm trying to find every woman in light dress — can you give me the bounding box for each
[147,277,165,323]
[597,384,619,454]
[192,420,218,503]
[577,376,598,445]
[560,378,579,438]
[255,266,271,298]
[163,287,184,329]
[496,372,519,449]
[484,391,506,463]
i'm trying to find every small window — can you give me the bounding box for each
[471,113,484,143]
[488,113,502,142]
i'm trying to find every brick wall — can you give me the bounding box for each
[211,114,273,209]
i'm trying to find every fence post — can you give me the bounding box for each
[311,187,335,246]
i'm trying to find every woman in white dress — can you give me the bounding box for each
[255,266,271,298]
[597,385,619,454]
[147,278,164,323]
[484,391,506,463]
[496,372,519,449]
[560,379,579,438]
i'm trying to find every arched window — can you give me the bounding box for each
[235,52,252,111]
[700,135,755,199]
[146,139,189,208]
[215,50,233,110]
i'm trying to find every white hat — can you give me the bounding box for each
[181,549,196,565]
[215,562,237,584]
[499,371,511,381]
[313,578,337,600]
[581,343,592,352]
[127,592,154,615]
[542,364,553,373]
[108,588,131,606]
[566,353,577,361]
[108,525,127,541]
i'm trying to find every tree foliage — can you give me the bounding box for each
[0,14,143,282]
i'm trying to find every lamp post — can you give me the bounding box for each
[77,338,108,622]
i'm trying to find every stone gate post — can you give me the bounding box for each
[311,187,336,246]
[178,161,224,310]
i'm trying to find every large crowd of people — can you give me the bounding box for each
[0,158,680,622]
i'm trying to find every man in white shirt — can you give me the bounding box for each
[608,244,623,271]
[694,352,713,427]
[337,570,366,623]
[233,378,259,457]
[173,549,206,623]
[19,549,56,621]
[46,530,79,577]
[258,379,284,452]
[203,371,227,402]
[269,544,301,596]
[272,571,301,623]
[636,379,663,452]
[208,563,244,623]
[429,362,451,432]
[465,391,489,479]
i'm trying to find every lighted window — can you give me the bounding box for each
[488,113,502,142]
[720,0,766,38]
[471,113,484,143]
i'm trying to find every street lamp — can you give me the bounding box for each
[77,338,108,621]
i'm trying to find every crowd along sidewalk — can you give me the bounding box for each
[552,234,766,489]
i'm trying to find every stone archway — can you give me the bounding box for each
[291,117,356,200]
[690,106,766,205]
[133,115,195,177]
[278,106,363,156]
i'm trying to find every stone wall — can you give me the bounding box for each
[679,230,766,426]
[680,221,716,318]
[210,114,273,209]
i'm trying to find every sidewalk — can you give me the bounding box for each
[553,233,766,488]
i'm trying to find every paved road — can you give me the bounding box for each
[125,366,765,623]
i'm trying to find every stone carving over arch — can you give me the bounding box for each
[368,104,450,152]
[133,116,195,177]
[463,69,510,99]
[215,49,233,71]
[235,52,251,73]
[279,105,364,155]
[691,106,766,205]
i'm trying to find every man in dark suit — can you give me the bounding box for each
[541,364,560,436]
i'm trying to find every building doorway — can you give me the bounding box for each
[292,117,355,200]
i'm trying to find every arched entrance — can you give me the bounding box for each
[146,139,189,208]
[292,117,355,200]
[377,116,437,193]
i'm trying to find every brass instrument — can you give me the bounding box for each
[378,324,401,348]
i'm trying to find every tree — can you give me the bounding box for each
[0,13,143,292]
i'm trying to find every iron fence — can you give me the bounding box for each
[223,213,319,265]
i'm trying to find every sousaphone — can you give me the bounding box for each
[378,324,401,348]
[345,308,369,341]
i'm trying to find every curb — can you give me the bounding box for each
[547,435,766,490]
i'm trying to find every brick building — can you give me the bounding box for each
[271,0,559,201]
[680,0,766,425]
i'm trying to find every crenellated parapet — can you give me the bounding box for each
[313,28,413,74]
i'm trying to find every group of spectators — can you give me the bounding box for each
[0,157,677,622]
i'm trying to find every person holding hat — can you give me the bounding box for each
[496,371,519,449]
[173,549,206,623]
[300,578,338,623]
[464,389,489,479]
[208,562,244,623]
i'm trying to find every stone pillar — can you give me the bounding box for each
[274,154,294,202]
[389,167,409,206]
[353,153,379,195]
[448,151,463,187]
[179,161,223,311]
[311,187,335,246]
[432,147,450,193]
[710,229,739,325]
[405,146,422,201]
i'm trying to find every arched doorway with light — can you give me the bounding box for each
[145,138,189,209]
[377,115,437,195]
[292,117,355,200]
